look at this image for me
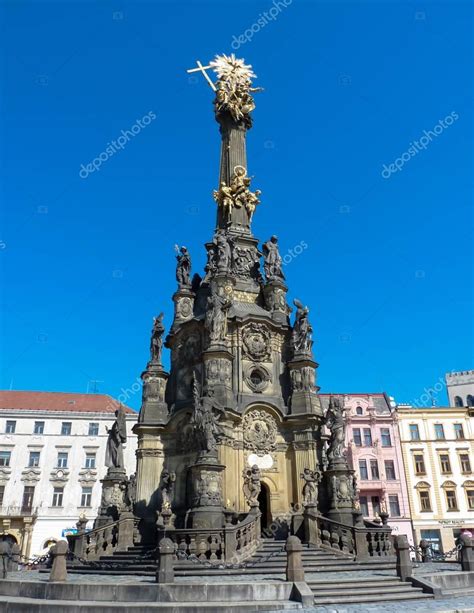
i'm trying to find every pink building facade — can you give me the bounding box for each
[321,393,414,545]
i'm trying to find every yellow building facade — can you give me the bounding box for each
[398,406,474,552]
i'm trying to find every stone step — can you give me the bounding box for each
[311,585,426,597]
[313,591,433,605]
[308,577,402,589]
[0,595,301,612]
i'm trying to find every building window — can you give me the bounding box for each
[467,394,474,407]
[5,421,16,434]
[80,487,92,507]
[409,424,420,441]
[57,452,68,468]
[440,454,452,474]
[388,494,400,516]
[84,453,96,469]
[460,454,472,473]
[420,529,442,552]
[88,423,99,436]
[434,424,445,440]
[414,454,426,475]
[52,487,64,507]
[454,396,464,407]
[22,486,35,513]
[359,496,369,516]
[466,489,474,510]
[356,406,363,415]
[61,422,72,436]
[28,451,40,467]
[359,459,368,480]
[0,485,5,506]
[385,460,396,480]
[445,489,458,511]
[352,428,362,446]
[370,459,379,480]
[363,428,372,447]
[454,424,465,440]
[33,421,44,435]
[0,451,11,467]
[381,428,392,447]
[419,490,432,511]
[371,496,381,516]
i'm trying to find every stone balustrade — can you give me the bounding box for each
[69,508,261,565]
[304,506,394,561]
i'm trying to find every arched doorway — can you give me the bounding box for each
[258,482,271,533]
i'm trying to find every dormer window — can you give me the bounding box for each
[356,406,363,415]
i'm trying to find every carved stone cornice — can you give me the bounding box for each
[50,468,69,483]
[78,469,98,484]
[21,468,41,484]
[0,467,12,483]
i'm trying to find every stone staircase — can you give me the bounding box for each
[69,539,393,577]
[308,575,433,605]
[67,539,434,605]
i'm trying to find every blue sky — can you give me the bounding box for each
[0,0,472,411]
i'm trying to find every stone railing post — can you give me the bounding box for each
[117,511,135,552]
[419,539,431,563]
[49,540,68,582]
[460,534,474,571]
[354,529,369,561]
[156,537,174,583]
[394,535,412,581]
[224,526,237,563]
[303,504,319,546]
[286,535,305,582]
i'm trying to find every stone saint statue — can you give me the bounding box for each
[125,473,137,511]
[105,405,127,469]
[215,232,232,272]
[301,467,321,506]
[150,312,164,363]
[242,464,261,506]
[205,290,231,345]
[326,396,346,461]
[191,378,224,456]
[291,299,313,354]
[262,236,285,281]
[175,245,191,287]
[160,468,176,510]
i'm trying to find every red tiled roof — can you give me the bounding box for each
[0,391,136,414]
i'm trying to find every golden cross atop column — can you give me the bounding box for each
[186,60,216,91]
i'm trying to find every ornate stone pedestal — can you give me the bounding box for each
[263,279,288,324]
[186,457,225,529]
[94,467,128,528]
[139,362,169,425]
[325,460,356,525]
[288,354,322,416]
[202,347,233,407]
[172,287,195,328]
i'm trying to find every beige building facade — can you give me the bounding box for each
[398,405,474,552]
